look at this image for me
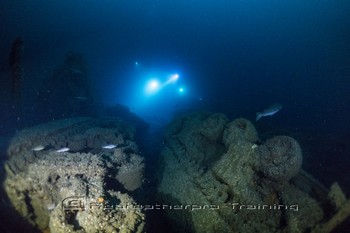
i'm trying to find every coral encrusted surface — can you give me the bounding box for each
[4,117,145,233]
[157,111,338,233]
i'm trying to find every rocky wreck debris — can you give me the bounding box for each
[116,152,145,192]
[4,117,145,233]
[257,136,303,183]
[158,111,350,233]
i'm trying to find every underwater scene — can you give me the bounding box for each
[0,1,350,233]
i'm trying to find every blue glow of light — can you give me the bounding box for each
[164,73,180,85]
[145,79,160,94]
[171,73,179,80]
[144,73,180,95]
[179,87,184,93]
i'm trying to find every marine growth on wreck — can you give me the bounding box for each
[1,1,350,232]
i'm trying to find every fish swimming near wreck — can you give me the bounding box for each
[56,147,70,153]
[102,144,117,149]
[32,145,45,151]
[74,96,89,101]
[256,103,283,121]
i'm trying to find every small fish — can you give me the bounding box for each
[102,144,117,149]
[256,103,283,121]
[56,147,70,153]
[74,96,89,101]
[32,145,45,151]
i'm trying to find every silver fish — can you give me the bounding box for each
[74,96,89,101]
[102,144,117,149]
[32,145,45,151]
[56,147,70,153]
[256,103,283,121]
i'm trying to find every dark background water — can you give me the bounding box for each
[1,0,349,196]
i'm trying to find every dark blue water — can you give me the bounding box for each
[1,1,350,231]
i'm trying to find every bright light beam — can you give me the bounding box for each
[164,73,179,85]
[145,79,160,95]
[144,73,181,96]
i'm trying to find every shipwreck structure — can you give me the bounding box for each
[158,111,350,233]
